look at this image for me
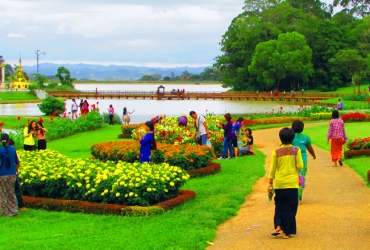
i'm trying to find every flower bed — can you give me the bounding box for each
[344,149,370,159]
[186,162,221,178]
[22,190,196,216]
[346,137,370,150]
[18,150,189,206]
[342,112,368,122]
[90,141,214,170]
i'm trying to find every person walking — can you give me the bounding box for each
[23,120,37,151]
[0,133,20,217]
[123,107,135,126]
[269,128,303,239]
[337,99,344,110]
[71,99,78,119]
[108,104,114,125]
[36,121,47,150]
[291,120,316,205]
[218,113,235,159]
[138,121,154,164]
[327,110,347,167]
[189,111,210,145]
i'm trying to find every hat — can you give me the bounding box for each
[1,133,9,143]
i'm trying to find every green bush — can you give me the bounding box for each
[37,97,66,115]
[101,112,122,125]
[343,93,369,101]
[121,124,140,134]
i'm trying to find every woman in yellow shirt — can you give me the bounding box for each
[23,120,37,151]
[268,128,303,239]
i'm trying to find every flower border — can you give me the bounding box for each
[23,190,196,216]
[186,162,221,178]
[344,149,370,159]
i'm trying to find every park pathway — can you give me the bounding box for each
[208,124,370,250]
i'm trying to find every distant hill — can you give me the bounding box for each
[22,63,208,81]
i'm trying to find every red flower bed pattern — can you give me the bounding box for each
[23,190,196,216]
[342,112,367,122]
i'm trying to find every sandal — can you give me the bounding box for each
[339,160,343,166]
[271,230,281,236]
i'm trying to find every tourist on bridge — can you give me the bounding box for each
[269,128,303,239]
[327,110,347,167]
[291,120,316,205]
[189,111,210,145]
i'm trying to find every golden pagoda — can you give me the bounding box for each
[11,58,28,89]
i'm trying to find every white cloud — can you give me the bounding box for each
[7,32,27,38]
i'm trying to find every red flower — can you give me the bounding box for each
[39,118,44,123]
[27,118,30,124]
[0,122,4,126]
[17,116,21,121]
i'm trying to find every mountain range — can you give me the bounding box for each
[22,63,208,81]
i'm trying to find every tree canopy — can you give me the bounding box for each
[214,0,370,92]
[55,67,74,86]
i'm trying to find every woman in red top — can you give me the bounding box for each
[327,110,347,167]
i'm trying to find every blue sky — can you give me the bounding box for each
[1,0,337,67]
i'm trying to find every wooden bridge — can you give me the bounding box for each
[46,90,339,103]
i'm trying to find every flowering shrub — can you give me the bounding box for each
[253,116,311,124]
[310,112,332,120]
[90,141,214,170]
[346,137,370,150]
[341,112,367,122]
[121,124,140,134]
[18,150,189,206]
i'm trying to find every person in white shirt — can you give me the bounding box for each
[189,111,210,145]
[71,99,78,119]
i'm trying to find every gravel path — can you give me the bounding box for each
[208,124,370,250]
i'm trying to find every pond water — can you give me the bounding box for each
[1,84,301,123]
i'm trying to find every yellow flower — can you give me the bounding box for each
[129,192,134,197]
[104,189,108,194]
[86,184,90,189]
[77,183,82,188]
[170,182,174,186]
[147,188,152,192]
[116,192,120,197]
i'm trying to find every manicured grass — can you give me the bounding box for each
[0,91,39,103]
[0,135,266,249]
[304,122,370,187]
[47,125,123,158]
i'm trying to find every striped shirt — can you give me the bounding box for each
[327,118,346,140]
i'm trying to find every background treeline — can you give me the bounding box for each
[214,0,370,92]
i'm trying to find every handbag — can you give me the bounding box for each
[293,146,305,187]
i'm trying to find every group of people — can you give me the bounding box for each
[23,120,48,151]
[0,132,28,217]
[268,109,346,239]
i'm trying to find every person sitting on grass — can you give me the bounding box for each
[239,128,255,156]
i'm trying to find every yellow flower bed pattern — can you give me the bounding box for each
[18,150,190,206]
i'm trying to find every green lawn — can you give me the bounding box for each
[0,91,39,103]
[0,137,266,249]
[304,122,370,186]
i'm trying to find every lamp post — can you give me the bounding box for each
[35,50,46,74]
[0,55,4,87]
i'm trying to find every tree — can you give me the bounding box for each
[329,49,369,93]
[248,32,313,89]
[333,0,370,16]
[152,73,162,81]
[55,67,74,86]
[139,75,155,81]
[181,70,191,81]
[32,74,49,88]
[37,97,66,115]
[163,76,171,81]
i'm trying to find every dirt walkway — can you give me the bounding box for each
[208,124,370,250]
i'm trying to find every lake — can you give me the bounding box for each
[1,84,301,123]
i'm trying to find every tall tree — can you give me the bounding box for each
[248,32,313,89]
[55,67,74,86]
[329,49,369,93]
[333,0,370,16]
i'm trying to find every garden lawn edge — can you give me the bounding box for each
[118,134,133,139]
[23,190,196,216]
[344,149,370,158]
[186,162,221,178]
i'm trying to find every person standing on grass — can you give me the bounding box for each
[23,120,37,151]
[232,117,243,157]
[327,110,347,167]
[218,113,235,159]
[337,99,344,110]
[79,99,84,113]
[0,133,20,217]
[189,111,210,145]
[8,138,27,211]
[291,120,316,205]
[138,121,154,164]
[108,104,114,125]
[269,128,303,239]
[36,121,47,150]
[71,99,78,119]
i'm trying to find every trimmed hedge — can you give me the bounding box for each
[344,149,370,159]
